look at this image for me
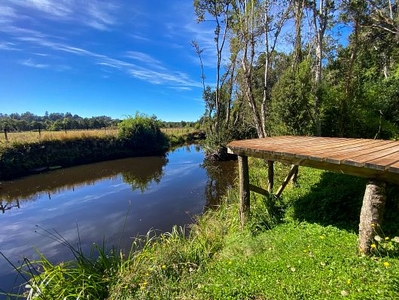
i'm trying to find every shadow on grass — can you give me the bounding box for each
[289,172,399,235]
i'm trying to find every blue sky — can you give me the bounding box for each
[0,1,217,121]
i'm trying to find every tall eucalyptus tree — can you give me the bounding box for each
[309,0,336,136]
[194,0,232,135]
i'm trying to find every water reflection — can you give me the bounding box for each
[201,159,237,209]
[0,156,168,213]
[0,145,236,298]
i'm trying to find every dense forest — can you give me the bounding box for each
[193,0,399,155]
[0,111,197,133]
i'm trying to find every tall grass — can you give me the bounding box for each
[0,129,118,148]
[0,128,198,149]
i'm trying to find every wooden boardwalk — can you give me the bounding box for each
[227,136,399,184]
[227,136,399,254]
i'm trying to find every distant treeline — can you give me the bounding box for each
[0,111,199,132]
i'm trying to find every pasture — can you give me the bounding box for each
[0,127,197,149]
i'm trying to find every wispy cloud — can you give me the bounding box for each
[19,58,49,68]
[0,4,17,24]
[0,1,204,91]
[125,51,165,70]
[11,31,201,88]
[129,34,150,42]
[0,41,19,51]
[84,2,117,30]
[26,0,72,17]
[3,0,117,31]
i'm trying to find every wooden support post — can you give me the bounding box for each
[238,155,250,228]
[275,165,299,198]
[292,165,299,185]
[249,184,269,197]
[358,180,386,255]
[267,160,274,193]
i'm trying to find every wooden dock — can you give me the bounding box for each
[227,136,399,254]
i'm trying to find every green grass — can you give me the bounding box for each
[6,159,399,299]
[182,223,399,299]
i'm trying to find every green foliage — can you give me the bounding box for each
[270,58,315,136]
[0,136,127,180]
[0,113,171,180]
[0,112,118,132]
[19,227,125,300]
[369,224,399,258]
[117,113,168,152]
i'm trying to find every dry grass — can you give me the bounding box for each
[0,128,198,149]
[161,127,197,135]
[0,129,118,145]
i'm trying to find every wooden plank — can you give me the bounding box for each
[228,146,399,185]
[227,137,399,185]
[344,142,399,167]
[275,165,299,198]
[365,153,399,171]
[249,184,270,196]
[389,161,399,174]
[322,140,394,164]
[295,140,382,163]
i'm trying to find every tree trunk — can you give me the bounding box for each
[292,0,304,70]
[358,180,386,255]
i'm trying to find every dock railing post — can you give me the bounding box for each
[238,155,250,228]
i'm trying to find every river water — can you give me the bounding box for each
[0,145,236,298]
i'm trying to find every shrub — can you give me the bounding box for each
[118,113,168,153]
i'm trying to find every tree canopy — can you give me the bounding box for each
[193,0,399,155]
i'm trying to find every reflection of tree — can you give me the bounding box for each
[121,156,168,192]
[201,159,237,209]
[0,199,20,213]
[0,156,169,214]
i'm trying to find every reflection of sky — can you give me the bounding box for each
[0,145,210,297]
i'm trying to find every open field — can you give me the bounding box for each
[0,128,198,148]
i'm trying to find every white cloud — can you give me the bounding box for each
[11,31,201,88]
[0,1,205,91]
[0,5,17,24]
[3,0,117,31]
[0,42,19,51]
[27,0,71,17]
[19,58,49,68]
[125,51,165,69]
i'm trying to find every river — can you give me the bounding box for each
[0,145,236,298]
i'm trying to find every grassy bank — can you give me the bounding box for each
[12,159,399,299]
[0,128,199,146]
[0,127,203,180]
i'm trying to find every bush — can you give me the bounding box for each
[118,113,168,153]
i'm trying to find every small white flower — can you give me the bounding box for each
[392,236,399,243]
[341,290,349,296]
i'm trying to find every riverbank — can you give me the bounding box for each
[0,128,205,181]
[17,160,399,299]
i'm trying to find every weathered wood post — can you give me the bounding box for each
[267,160,274,193]
[238,155,250,228]
[358,180,386,254]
